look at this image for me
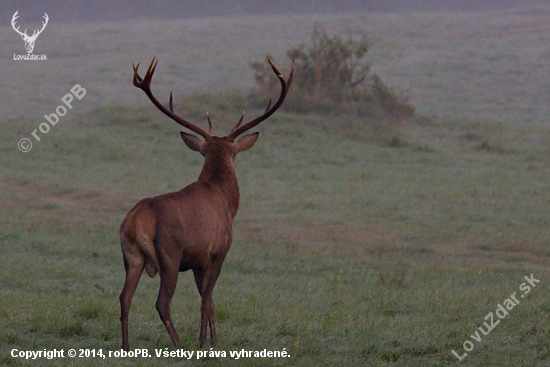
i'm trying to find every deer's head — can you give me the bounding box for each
[132,57,293,165]
[12,11,48,54]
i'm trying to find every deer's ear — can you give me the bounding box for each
[180,132,204,153]
[234,132,259,153]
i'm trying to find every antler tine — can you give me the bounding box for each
[231,111,245,133]
[133,58,212,140]
[206,112,213,134]
[169,90,174,112]
[25,13,49,38]
[35,13,48,36]
[11,11,19,25]
[228,56,294,140]
[11,11,27,36]
[142,57,158,86]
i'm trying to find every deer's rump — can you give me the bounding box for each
[120,188,233,277]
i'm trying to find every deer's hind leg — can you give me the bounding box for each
[119,238,146,351]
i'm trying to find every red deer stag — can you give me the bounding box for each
[119,56,293,350]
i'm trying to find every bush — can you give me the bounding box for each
[250,24,414,120]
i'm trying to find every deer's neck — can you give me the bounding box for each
[197,156,240,218]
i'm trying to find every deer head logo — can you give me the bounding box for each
[11,11,49,54]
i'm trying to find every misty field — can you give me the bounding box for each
[1,8,550,367]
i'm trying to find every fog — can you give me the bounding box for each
[2,0,549,24]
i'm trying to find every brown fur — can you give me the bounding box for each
[119,57,293,350]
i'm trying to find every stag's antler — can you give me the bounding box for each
[133,57,213,140]
[31,13,49,39]
[11,11,48,39]
[11,11,27,37]
[228,56,294,140]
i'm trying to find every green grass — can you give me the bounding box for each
[2,7,550,367]
[2,105,549,366]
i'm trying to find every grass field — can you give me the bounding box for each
[1,7,550,366]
